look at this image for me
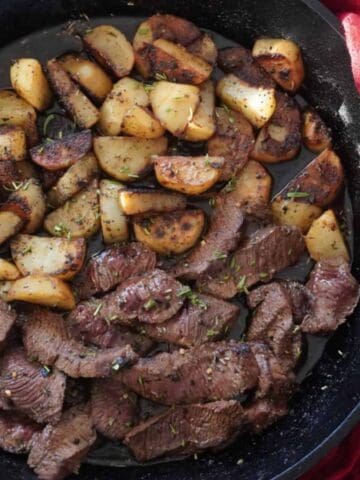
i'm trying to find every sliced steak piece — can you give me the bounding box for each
[28,404,96,480]
[0,412,41,454]
[124,400,244,462]
[69,269,184,329]
[91,377,138,441]
[0,300,16,351]
[247,283,302,371]
[141,293,239,347]
[198,225,305,299]
[64,378,90,409]
[244,398,288,433]
[73,242,157,300]
[0,348,66,424]
[23,309,138,378]
[301,258,360,334]
[120,341,259,405]
[172,197,244,281]
[282,281,310,324]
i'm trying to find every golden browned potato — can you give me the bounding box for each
[272,199,322,234]
[183,80,216,142]
[46,59,99,129]
[302,109,332,153]
[47,153,99,207]
[99,179,128,244]
[150,81,200,136]
[10,58,53,111]
[58,53,113,103]
[44,180,100,239]
[7,274,75,310]
[252,38,305,92]
[98,77,149,136]
[0,90,38,146]
[0,125,26,162]
[305,209,350,262]
[0,259,21,281]
[82,25,135,78]
[154,155,224,195]
[119,189,187,215]
[122,106,165,139]
[133,209,205,255]
[94,136,167,182]
[0,211,24,246]
[11,234,86,280]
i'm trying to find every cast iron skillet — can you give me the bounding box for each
[0,0,360,479]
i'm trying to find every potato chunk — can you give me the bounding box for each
[119,189,187,215]
[272,199,322,234]
[305,209,349,262]
[133,209,205,255]
[302,109,332,153]
[0,259,20,281]
[0,126,26,162]
[122,106,165,139]
[0,211,24,245]
[99,180,128,244]
[183,80,216,142]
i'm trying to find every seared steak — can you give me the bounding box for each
[0,348,66,424]
[301,258,360,334]
[91,376,138,441]
[120,341,259,405]
[172,197,244,281]
[124,400,244,462]
[28,404,96,480]
[244,398,288,433]
[0,300,16,351]
[282,281,310,324]
[141,293,239,347]
[198,225,305,299]
[0,412,40,454]
[23,309,138,378]
[73,242,156,300]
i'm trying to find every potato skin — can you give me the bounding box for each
[99,179,128,244]
[0,211,24,246]
[119,189,187,215]
[133,209,205,255]
[0,125,27,162]
[302,109,332,153]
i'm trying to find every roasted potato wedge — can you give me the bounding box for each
[187,33,218,65]
[0,281,13,302]
[47,152,98,207]
[82,25,135,78]
[30,130,92,171]
[150,81,200,136]
[98,77,149,136]
[251,92,301,163]
[58,53,113,103]
[10,58,53,111]
[122,106,165,139]
[46,59,99,129]
[305,209,350,262]
[133,209,205,255]
[119,189,187,215]
[94,136,167,182]
[11,234,86,280]
[0,125,26,162]
[252,38,305,92]
[44,180,100,239]
[154,155,224,195]
[16,160,38,180]
[0,211,24,245]
[272,199,322,234]
[0,259,21,280]
[302,109,332,153]
[7,274,75,310]
[0,90,38,146]
[99,179,128,244]
[183,80,216,142]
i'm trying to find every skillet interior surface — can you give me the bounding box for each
[0,1,359,479]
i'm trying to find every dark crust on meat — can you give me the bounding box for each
[244,398,288,433]
[0,412,41,454]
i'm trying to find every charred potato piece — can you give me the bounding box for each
[252,38,305,92]
[10,58,53,111]
[99,179,128,244]
[11,234,86,280]
[122,106,165,139]
[187,33,218,65]
[119,189,187,215]
[98,77,149,136]
[133,209,205,255]
[150,81,199,136]
[272,199,322,234]
[0,259,20,281]
[0,211,24,245]
[94,136,167,182]
[0,90,38,146]
[30,130,92,171]
[7,274,75,310]
[47,153,99,207]
[44,180,100,239]
[305,209,349,262]
[208,106,254,181]
[0,126,26,161]
[46,59,99,129]
[82,25,134,78]
[302,109,332,153]
[183,80,216,142]
[154,155,224,195]
[58,53,113,103]
[251,92,301,163]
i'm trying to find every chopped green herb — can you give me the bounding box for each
[53,223,71,238]
[165,107,172,113]
[144,83,155,93]
[230,257,237,269]
[143,298,156,311]
[43,114,55,136]
[204,154,211,167]
[214,250,227,260]
[209,197,216,208]
[143,226,151,236]
[177,286,208,309]
[41,365,51,377]
[155,72,168,81]
[3,180,30,192]
[220,103,234,123]
[169,424,178,435]
[286,191,310,199]
[119,166,139,178]
[250,259,256,266]
[137,27,150,36]
[137,375,144,386]
[224,177,237,193]
[259,272,269,279]
[206,329,219,337]
[93,303,103,316]
[21,246,32,255]
[237,275,249,294]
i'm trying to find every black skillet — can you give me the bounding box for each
[0,0,360,479]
